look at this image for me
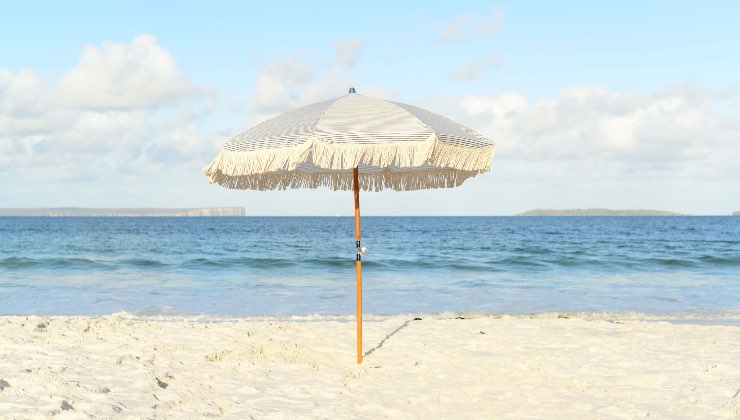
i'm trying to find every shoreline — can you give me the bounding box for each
[3,310,740,324]
[2,313,738,417]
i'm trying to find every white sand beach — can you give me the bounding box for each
[1,314,738,418]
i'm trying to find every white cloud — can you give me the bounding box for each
[57,35,199,110]
[249,52,397,124]
[0,69,48,116]
[451,54,504,81]
[453,83,740,180]
[251,57,319,115]
[475,8,504,37]
[438,8,504,43]
[0,36,213,182]
[439,15,473,43]
[249,40,417,122]
[334,39,366,67]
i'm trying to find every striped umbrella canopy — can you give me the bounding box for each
[203,88,494,191]
[203,88,495,363]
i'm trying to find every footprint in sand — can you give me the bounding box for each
[156,373,175,389]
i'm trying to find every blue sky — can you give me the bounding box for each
[1,1,739,215]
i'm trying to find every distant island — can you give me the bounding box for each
[734,211,740,216]
[0,208,245,217]
[516,208,685,217]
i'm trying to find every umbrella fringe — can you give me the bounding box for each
[201,142,313,179]
[429,140,494,172]
[203,136,494,183]
[204,168,488,192]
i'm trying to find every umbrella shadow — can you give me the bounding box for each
[364,320,411,358]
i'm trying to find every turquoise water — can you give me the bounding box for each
[0,216,738,317]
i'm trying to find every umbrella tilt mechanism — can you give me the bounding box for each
[356,241,367,260]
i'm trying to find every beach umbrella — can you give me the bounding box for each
[203,88,495,363]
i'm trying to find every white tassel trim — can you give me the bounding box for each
[203,135,494,191]
[205,167,488,192]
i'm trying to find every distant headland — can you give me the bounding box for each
[516,209,685,216]
[0,208,245,217]
[734,211,740,216]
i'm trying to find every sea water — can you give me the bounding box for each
[0,216,738,318]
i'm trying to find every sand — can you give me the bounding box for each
[0,313,738,418]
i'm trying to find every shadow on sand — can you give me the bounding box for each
[364,320,412,358]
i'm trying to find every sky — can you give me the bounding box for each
[1,1,739,215]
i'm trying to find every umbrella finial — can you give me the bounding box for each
[349,87,356,94]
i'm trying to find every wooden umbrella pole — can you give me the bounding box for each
[353,167,363,364]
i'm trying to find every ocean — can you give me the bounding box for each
[0,216,738,319]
